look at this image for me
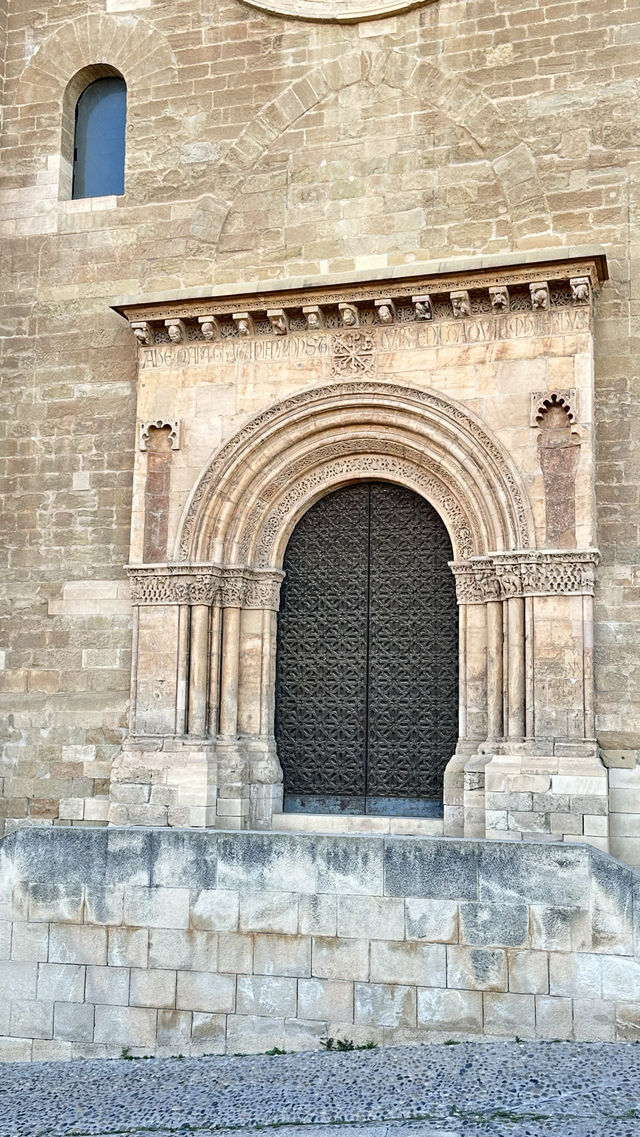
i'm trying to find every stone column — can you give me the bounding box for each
[175,602,190,735]
[188,604,210,736]
[486,600,503,741]
[507,595,526,741]
[219,605,240,738]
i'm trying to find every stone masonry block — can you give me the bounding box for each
[123,887,190,930]
[191,890,239,932]
[369,941,446,988]
[311,937,369,982]
[601,955,640,1000]
[28,883,83,924]
[84,886,124,926]
[447,947,507,992]
[108,928,149,969]
[150,831,217,890]
[297,978,354,1023]
[94,1005,157,1047]
[85,965,130,1007]
[535,994,572,1040]
[237,975,297,1018]
[218,933,253,975]
[10,999,54,1040]
[157,1009,193,1050]
[149,929,218,972]
[529,905,590,952]
[176,971,235,1013]
[459,902,529,947]
[315,836,383,896]
[338,896,404,940]
[49,925,107,966]
[0,961,37,1000]
[615,1003,640,1041]
[37,963,85,1003]
[10,922,49,962]
[54,1002,94,1043]
[507,950,549,994]
[191,1012,226,1054]
[384,839,478,900]
[105,830,152,887]
[354,983,416,1028]
[483,992,536,1038]
[129,968,176,1009]
[417,987,482,1033]
[298,894,337,937]
[405,899,459,943]
[253,934,311,978]
[573,997,615,1041]
[226,1014,285,1055]
[478,843,590,908]
[239,891,298,934]
[549,953,602,999]
[217,834,315,894]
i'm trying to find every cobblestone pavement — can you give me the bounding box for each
[1,1042,639,1137]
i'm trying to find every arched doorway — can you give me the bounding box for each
[275,481,458,816]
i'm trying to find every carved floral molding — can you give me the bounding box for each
[128,565,284,609]
[451,550,600,603]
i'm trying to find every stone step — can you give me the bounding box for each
[272,812,444,837]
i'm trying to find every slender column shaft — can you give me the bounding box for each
[129,607,140,733]
[583,593,595,739]
[458,604,468,740]
[260,609,277,736]
[175,604,190,735]
[188,604,210,736]
[525,595,535,739]
[219,606,240,737]
[486,600,503,740]
[207,605,222,737]
[507,596,526,740]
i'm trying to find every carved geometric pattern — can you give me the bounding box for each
[178,381,532,560]
[275,481,458,805]
[330,331,376,376]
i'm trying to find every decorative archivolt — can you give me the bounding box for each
[176,381,535,567]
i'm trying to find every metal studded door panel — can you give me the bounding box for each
[366,482,458,801]
[275,484,369,802]
[275,481,458,811]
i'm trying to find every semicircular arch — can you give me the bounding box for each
[176,381,535,566]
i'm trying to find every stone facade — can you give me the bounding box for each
[3,0,640,1059]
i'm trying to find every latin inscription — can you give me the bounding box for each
[139,308,590,371]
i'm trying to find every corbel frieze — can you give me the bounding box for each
[128,565,283,609]
[451,550,599,603]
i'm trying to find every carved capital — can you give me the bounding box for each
[452,550,600,602]
[244,570,284,610]
[450,561,500,604]
[128,566,221,605]
[220,568,246,607]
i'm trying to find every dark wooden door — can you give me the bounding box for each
[275,481,458,815]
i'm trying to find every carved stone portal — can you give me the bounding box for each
[110,253,608,847]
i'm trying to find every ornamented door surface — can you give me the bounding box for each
[275,481,458,815]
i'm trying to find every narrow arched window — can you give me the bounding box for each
[72,76,127,199]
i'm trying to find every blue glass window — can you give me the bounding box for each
[72,77,127,199]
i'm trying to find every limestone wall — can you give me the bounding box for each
[1,0,640,844]
[1,828,639,1060]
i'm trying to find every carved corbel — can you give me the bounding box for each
[165,319,186,343]
[303,305,325,331]
[233,312,254,337]
[570,277,591,304]
[139,420,180,451]
[198,315,220,341]
[267,309,289,336]
[489,286,509,312]
[412,295,432,320]
[450,290,470,319]
[375,298,396,324]
[131,321,152,345]
[339,303,359,328]
[529,282,550,311]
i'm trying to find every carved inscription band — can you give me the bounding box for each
[128,566,284,609]
[451,550,599,603]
